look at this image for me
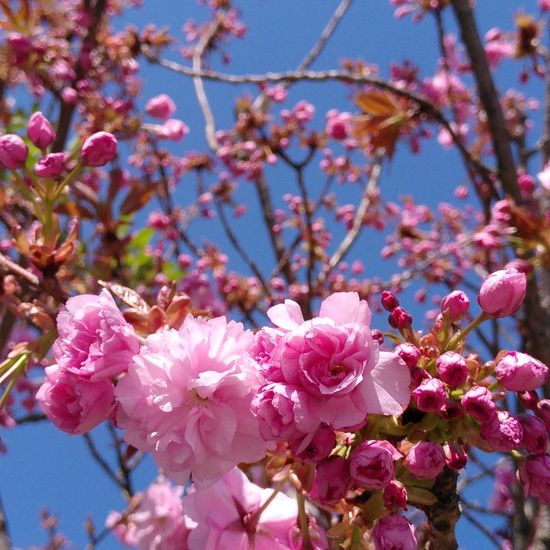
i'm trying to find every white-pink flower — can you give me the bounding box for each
[183,467,298,550]
[256,292,411,432]
[106,476,195,550]
[115,316,270,487]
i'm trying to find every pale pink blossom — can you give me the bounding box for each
[183,467,298,549]
[260,293,410,431]
[145,94,176,120]
[53,289,139,381]
[36,364,114,434]
[106,476,195,549]
[495,351,549,392]
[115,316,269,486]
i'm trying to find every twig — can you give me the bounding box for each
[107,423,133,498]
[82,433,119,488]
[0,490,12,550]
[214,197,271,299]
[318,160,382,286]
[192,17,222,151]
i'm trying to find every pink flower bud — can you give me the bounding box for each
[381,290,399,311]
[440,290,470,320]
[478,268,526,318]
[383,480,408,510]
[520,454,550,504]
[537,399,550,430]
[540,0,550,12]
[436,351,468,389]
[310,456,351,505]
[518,390,539,410]
[349,440,401,489]
[440,398,463,420]
[406,441,446,479]
[372,515,417,550]
[518,174,536,196]
[290,426,335,464]
[27,111,55,149]
[461,386,496,423]
[145,94,176,120]
[395,343,420,367]
[444,442,468,470]
[34,153,65,178]
[389,306,412,329]
[480,411,523,452]
[517,413,548,454]
[158,119,189,141]
[81,131,118,166]
[371,329,384,344]
[0,134,28,169]
[496,351,548,392]
[412,377,447,412]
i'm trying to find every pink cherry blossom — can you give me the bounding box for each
[372,514,417,550]
[106,476,195,550]
[53,289,139,381]
[261,292,410,430]
[520,454,550,504]
[115,316,270,486]
[36,364,114,435]
[183,467,298,549]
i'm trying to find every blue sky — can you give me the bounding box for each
[1,0,543,548]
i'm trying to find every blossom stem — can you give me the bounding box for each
[445,313,490,351]
[251,477,286,522]
[297,491,312,550]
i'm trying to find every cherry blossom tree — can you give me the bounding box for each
[1,0,550,548]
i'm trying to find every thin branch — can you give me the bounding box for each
[0,253,39,287]
[192,17,222,151]
[318,160,382,286]
[0,490,12,550]
[82,433,119,488]
[107,423,133,498]
[214,197,271,299]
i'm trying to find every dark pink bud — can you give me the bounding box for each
[517,413,548,454]
[479,411,523,452]
[410,366,430,388]
[349,440,401,490]
[412,378,447,412]
[383,480,408,510]
[439,398,463,420]
[389,306,412,329]
[436,351,468,389]
[461,386,496,423]
[518,174,536,196]
[496,351,549,392]
[381,290,399,311]
[0,134,28,169]
[440,290,470,321]
[444,442,468,470]
[536,399,550,430]
[145,94,176,120]
[81,131,118,167]
[372,515,417,550]
[519,454,550,504]
[478,268,526,318]
[27,111,55,149]
[291,426,335,464]
[406,441,446,479]
[34,153,65,178]
[310,456,351,505]
[395,343,420,368]
[371,329,384,344]
[518,390,539,410]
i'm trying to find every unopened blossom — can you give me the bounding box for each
[440,290,470,320]
[461,386,496,423]
[145,94,176,120]
[412,377,447,412]
[310,456,352,505]
[350,440,402,489]
[406,441,446,479]
[34,153,65,178]
[53,290,139,381]
[0,134,28,169]
[106,476,195,550]
[183,467,298,549]
[395,343,420,367]
[480,411,523,452]
[444,442,468,470]
[517,413,548,454]
[436,351,468,389]
[116,316,269,486]
[495,351,549,392]
[383,480,408,510]
[81,131,118,166]
[36,365,114,435]
[259,292,410,431]
[477,268,526,318]
[540,0,550,11]
[372,514,417,550]
[290,426,335,464]
[537,399,550,430]
[520,454,550,504]
[27,111,55,149]
[325,109,351,140]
